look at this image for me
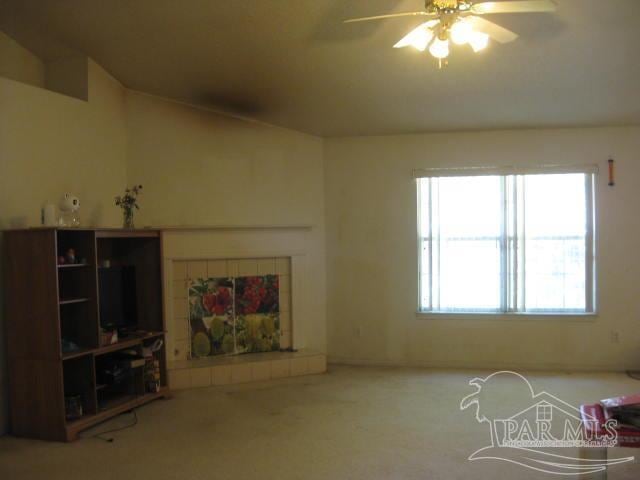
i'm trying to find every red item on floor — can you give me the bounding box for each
[581,394,640,448]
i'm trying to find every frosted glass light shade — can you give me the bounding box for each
[469,31,489,52]
[450,19,473,45]
[429,37,450,59]
[394,24,435,51]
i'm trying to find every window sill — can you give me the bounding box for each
[415,311,598,322]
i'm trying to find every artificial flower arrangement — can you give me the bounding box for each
[115,184,143,228]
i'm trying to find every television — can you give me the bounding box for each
[98,266,137,329]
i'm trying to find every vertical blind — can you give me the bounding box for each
[417,168,596,314]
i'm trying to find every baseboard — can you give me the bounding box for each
[327,356,631,374]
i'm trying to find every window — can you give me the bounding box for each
[417,170,596,314]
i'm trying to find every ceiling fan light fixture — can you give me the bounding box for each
[346,0,556,66]
[469,30,490,52]
[412,29,434,51]
[450,18,473,45]
[393,22,436,51]
[429,37,450,59]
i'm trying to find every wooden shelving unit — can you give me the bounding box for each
[3,228,170,442]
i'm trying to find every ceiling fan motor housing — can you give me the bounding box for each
[427,0,472,13]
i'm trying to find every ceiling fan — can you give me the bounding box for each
[345,0,557,66]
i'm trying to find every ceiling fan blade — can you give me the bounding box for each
[468,16,518,43]
[393,20,440,50]
[344,11,433,23]
[471,0,556,14]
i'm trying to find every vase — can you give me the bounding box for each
[123,209,134,229]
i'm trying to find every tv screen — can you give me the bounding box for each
[98,266,137,328]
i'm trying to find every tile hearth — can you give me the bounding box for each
[168,349,327,389]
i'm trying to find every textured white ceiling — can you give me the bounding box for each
[1,0,639,136]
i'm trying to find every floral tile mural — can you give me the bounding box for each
[235,276,280,354]
[189,275,280,358]
[189,278,234,357]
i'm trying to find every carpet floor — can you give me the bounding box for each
[1,365,639,479]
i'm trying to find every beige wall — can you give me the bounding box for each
[125,92,325,228]
[325,127,640,371]
[0,30,45,88]
[0,60,127,229]
[125,91,327,355]
[45,55,89,101]
[0,60,128,435]
[1,30,89,101]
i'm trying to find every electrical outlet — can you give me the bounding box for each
[610,331,620,344]
[355,326,362,338]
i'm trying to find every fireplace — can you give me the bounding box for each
[161,226,326,389]
[171,257,293,360]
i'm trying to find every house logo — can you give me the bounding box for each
[460,371,634,475]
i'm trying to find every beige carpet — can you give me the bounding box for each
[0,365,639,479]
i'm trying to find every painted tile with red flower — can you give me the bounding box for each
[189,278,234,357]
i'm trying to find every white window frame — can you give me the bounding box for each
[415,165,597,316]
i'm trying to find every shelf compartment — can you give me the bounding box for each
[96,236,163,333]
[58,264,95,303]
[63,356,97,422]
[142,335,167,388]
[95,348,146,412]
[56,230,96,267]
[60,300,99,354]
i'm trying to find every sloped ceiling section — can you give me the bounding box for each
[1,0,639,136]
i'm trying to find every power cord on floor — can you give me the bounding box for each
[79,408,138,443]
